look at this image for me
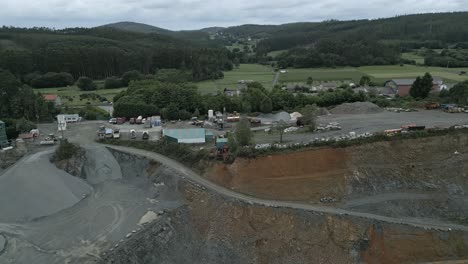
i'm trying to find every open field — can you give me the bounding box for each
[278,64,468,85]
[267,49,288,58]
[401,52,425,64]
[34,85,126,106]
[196,64,275,94]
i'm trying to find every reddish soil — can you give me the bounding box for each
[206,148,349,201]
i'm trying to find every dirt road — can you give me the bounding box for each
[106,145,468,232]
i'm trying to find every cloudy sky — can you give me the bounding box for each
[1,0,467,30]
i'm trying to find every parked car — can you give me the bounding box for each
[129,118,136,124]
[109,118,117,124]
[113,129,120,139]
[130,129,136,139]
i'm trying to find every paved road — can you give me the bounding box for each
[255,110,468,144]
[106,145,468,232]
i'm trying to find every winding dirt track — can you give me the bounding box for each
[106,145,468,232]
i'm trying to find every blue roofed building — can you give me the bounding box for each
[163,128,213,144]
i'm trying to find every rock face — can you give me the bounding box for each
[101,182,468,264]
[206,133,468,224]
[53,147,87,178]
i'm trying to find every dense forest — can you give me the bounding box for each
[276,39,400,68]
[218,12,468,54]
[0,26,232,83]
[425,49,468,67]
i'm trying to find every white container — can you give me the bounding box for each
[208,110,214,119]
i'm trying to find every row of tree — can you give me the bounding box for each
[112,79,368,120]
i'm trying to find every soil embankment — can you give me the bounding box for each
[208,133,468,200]
[208,148,349,201]
[103,180,468,264]
[206,133,468,222]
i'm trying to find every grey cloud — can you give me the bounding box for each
[0,0,467,30]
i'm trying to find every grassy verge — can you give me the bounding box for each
[235,127,468,160]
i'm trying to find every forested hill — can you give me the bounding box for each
[100,21,216,46]
[219,12,468,54]
[101,21,171,34]
[0,26,232,81]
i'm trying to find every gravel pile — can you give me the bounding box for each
[257,111,291,123]
[330,102,383,115]
[0,151,92,222]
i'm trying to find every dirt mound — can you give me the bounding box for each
[330,102,383,115]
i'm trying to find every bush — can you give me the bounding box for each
[30,72,74,88]
[121,70,142,86]
[76,77,97,91]
[78,105,110,120]
[15,118,37,133]
[104,138,209,171]
[54,139,79,161]
[104,76,125,89]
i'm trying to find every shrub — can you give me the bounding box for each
[31,72,74,88]
[76,77,96,91]
[104,76,124,89]
[54,139,79,161]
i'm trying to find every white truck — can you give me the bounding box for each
[113,129,120,139]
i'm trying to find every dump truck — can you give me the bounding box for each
[424,103,439,110]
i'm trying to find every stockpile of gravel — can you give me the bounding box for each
[257,111,291,123]
[0,151,92,222]
[330,102,383,115]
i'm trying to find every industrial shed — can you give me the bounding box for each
[163,128,212,144]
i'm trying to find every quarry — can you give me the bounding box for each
[0,116,468,264]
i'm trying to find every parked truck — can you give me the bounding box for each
[136,116,143,124]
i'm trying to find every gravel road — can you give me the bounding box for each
[255,110,468,143]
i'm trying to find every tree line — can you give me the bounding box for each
[112,79,368,119]
[276,39,400,68]
[249,12,468,55]
[0,27,232,84]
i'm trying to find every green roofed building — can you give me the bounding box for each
[163,128,213,144]
[0,120,8,146]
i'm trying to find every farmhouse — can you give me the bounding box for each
[384,77,443,96]
[43,94,62,106]
[223,88,241,97]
